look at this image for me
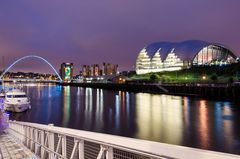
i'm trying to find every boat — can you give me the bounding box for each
[4,89,31,112]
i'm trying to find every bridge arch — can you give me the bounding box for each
[0,55,62,81]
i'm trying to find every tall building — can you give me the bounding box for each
[60,63,73,81]
[94,64,100,76]
[136,40,237,74]
[105,63,118,75]
[81,63,118,77]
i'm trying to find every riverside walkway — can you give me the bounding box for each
[0,132,37,159]
[0,109,37,159]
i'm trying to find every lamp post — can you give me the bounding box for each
[202,75,206,80]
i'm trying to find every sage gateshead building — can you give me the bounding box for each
[136,40,237,75]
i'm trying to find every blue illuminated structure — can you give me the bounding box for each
[0,55,62,81]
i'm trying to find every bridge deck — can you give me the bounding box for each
[0,132,38,159]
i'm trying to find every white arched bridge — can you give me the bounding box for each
[0,55,63,82]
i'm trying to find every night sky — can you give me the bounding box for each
[0,0,240,74]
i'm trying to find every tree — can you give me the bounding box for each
[228,77,234,84]
[150,74,159,82]
[210,74,218,82]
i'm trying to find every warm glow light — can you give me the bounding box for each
[198,100,209,148]
[136,48,184,75]
[135,93,183,143]
[202,75,206,80]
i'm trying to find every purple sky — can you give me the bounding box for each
[0,0,240,74]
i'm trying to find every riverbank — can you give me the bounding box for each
[60,82,240,100]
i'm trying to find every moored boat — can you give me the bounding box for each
[4,89,31,112]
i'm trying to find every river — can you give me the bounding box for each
[6,83,240,155]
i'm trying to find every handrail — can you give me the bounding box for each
[8,120,240,159]
[9,127,66,159]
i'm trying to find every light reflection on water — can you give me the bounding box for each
[135,94,183,144]
[6,83,240,154]
[63,86,70,127]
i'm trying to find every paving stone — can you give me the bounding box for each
[0,133,38,159]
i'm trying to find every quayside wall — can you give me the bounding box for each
[61,82,240,100]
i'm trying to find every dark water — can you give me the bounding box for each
[8,83,240,155]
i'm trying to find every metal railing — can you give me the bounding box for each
[8,121,240,159]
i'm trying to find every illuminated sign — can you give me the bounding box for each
[64,66,71,80]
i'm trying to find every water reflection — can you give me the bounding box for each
[7,83,240,155]
[222,103,234,151]
[95,89,103,131]
[63,86,70,127]
[183,97,190,127]
[198,100,210,148]
[84,88,93,129]
[135,93,183,144]
[115,93,120,131]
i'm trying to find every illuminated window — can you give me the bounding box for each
[136,48,151,70]
[151,49,163,69]
[193,45,235,66]
[164,49,183,68]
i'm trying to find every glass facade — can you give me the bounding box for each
[136,42,236,75]
[193,45,235,65]
[163,49,183,68]
[136,48,151,70]
[151,49,163,69]
[136,48,184,74]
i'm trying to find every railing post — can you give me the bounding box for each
[21,124,24,143]
[30,128,34,151]
[40,130,45,157]
[26,127,30,148]
[34,129,38,154]
[24,125,27,146]
[79,140,84,159]
[48,124,55,159]
[106,147,113,159]
[62,135,67,158]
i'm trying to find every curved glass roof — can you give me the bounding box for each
[144,40,236,61]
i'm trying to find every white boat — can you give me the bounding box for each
[4,89,31,112]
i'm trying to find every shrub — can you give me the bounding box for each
[150,74,160,82]
[228,77,234,83]
[210,74,218,82]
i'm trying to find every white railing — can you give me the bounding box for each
[8,121,240,159]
